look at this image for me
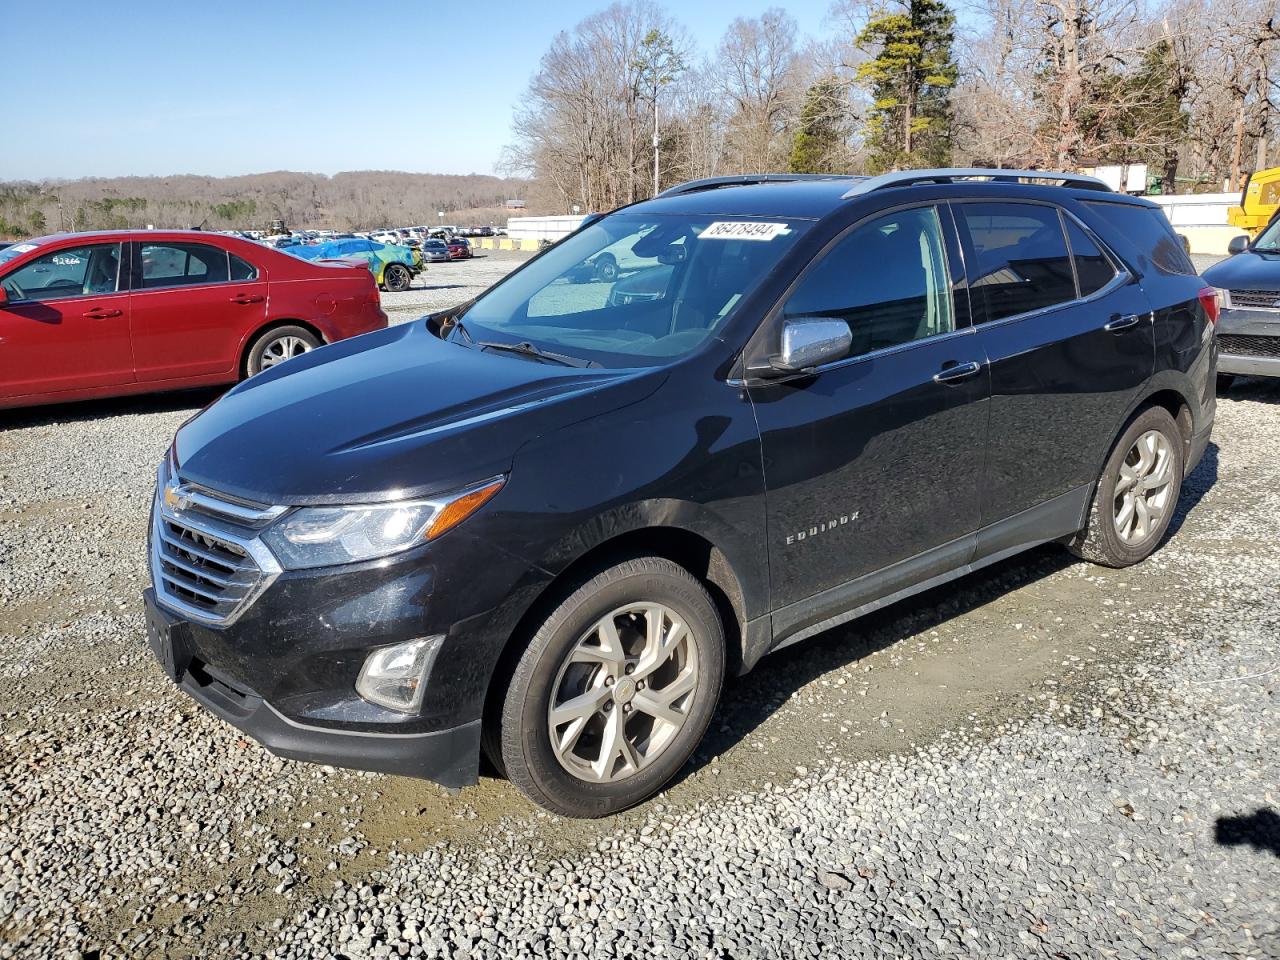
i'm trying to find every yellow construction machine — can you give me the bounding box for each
[1228,167,1280,236]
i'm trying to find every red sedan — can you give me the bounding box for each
[0,230,387,410]
[446,238,473,260]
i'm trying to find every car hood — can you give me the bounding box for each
[174,322,665,505]
[1202,250,1280,290]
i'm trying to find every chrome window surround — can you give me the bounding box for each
[149,464,283,626]
[731,198,1134,386]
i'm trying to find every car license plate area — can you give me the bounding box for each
[145,600,186,683]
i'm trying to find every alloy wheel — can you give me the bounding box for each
[547,602,699,783]
[259,335,312,370]
[1112,429,1175,544]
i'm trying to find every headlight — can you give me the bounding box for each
[262,476,504,570]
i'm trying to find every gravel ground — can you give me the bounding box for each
[0,254,1277,958]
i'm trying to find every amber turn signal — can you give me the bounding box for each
[425,477,506,541]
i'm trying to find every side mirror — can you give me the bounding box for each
[1228,235,1250,255]
[751,317,852,376]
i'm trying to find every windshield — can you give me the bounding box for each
[1253,217,1280,252]
[455,213,808,367]
[0,241,43,268]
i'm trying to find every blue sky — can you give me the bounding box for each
[4,0,838,181]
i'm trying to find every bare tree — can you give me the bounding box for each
[712,8,804,171]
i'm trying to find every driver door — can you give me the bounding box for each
[0,241,134,401]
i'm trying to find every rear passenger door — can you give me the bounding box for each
[956,201,1154,538]
[128,241,268,382]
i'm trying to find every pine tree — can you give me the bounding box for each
[855,0,958,173]
[790,77,849,173]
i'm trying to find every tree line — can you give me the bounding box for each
[0,172,531,238]
[505,0,1280,210]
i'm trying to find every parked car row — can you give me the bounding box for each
[0,230,387,409]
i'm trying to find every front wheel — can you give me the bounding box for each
[496,557,724,818]
[1068,405,1184,568]
[245,325,321,377]
[382,263,412,292]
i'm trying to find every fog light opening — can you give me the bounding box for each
[355,636,444,714]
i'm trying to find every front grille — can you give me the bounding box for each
[150,476,283,626]
[155,518,264,621]
[1218,334,1280,359]
[1226,289,1280,310]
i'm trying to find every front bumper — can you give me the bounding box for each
[1217,307,1280,377]
[145,587,484,786]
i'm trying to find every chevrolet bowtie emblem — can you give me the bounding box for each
[163,486,191,512]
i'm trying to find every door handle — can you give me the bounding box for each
[933,360,983,384]
[229,294,264,305]
[82,308,122,320]
[1104,313,1142,332]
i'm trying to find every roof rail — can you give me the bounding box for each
[840,168,1110,199]
[658,173,862,199]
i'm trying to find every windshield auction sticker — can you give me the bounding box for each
[699,221,790,241]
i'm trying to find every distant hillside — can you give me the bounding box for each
[0,171,544,237]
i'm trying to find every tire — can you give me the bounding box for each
[593,255,618,282]
[382,263,412,292]
[1217,373,1235,394]
[496,557,724,818]
[244,325,321,378]
[1068,406,1184,568]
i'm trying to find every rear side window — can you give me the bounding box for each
[140,243,229,289]
[1064,218,1116,296]
[1082,201,1196,276]
[957,202,1076,322]
[229,253,258,281]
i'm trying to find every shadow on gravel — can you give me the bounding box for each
[0,386,223,431]
[1215,807,1280,858]
[1167,441,1219,539]
[681,544,1076,783]
[1219,376,1280,405]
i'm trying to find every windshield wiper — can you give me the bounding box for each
[475,340,597,368]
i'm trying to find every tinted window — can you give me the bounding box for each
[784,205,953,359]
[1064,218,1115,296]
[958,202,1076,322]
[140,243,229,288]
[1,243,122,301]
[229,253,258,281]
[1083,201,1196,276]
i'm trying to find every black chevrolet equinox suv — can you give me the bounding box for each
[145,169,1217,817]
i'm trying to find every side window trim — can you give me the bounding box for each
[741,200,963,380]
[951,198,1132,330]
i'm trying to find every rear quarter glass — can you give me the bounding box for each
[1081,201,1197,277]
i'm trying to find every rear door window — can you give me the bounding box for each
[957,202,1077,323]
[1082,201,1196,276]
[139,243,230,289]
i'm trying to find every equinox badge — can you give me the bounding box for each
[786,512,859,545]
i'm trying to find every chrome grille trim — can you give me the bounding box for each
[1225,289,1280,311]
[150,466,283,626]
